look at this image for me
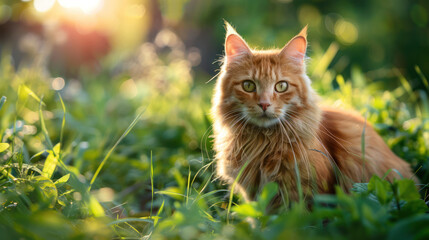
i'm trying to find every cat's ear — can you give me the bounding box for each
[280,26,307,63]
[224,22,251,63]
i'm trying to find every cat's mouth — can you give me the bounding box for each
[259,112,276,119]
[248,113,279,127]
[259,115,272,120]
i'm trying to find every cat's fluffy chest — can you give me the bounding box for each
[215,124,319,201]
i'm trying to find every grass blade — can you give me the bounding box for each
[312,42,339,77]
[57,93,66,159]
[42,147,59,178]
[0,143,9,153]
[394,68,416,102]
[415,65,429,91]
[39,96,55,152]
[155,200,164,226]
[21,84,46,106]
[107,218,153,226]
[192,189,229,205]
[186,166,191,206]
[88,109,146,191]
[154,191,186,198]
[227,160,250,224]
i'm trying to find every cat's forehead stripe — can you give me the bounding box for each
[251,56,279,82]
[271,66,277,81]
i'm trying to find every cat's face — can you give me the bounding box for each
[216,24,312,128]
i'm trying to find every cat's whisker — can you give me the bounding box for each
[286,108,353,149]
[285,111,363,187]
[206,71,221,84]
[276,120,291,206]
[277,117,303,202]
[280,119,313,199]
[285,111,350,173]
[283,112,348,187]
[285,110,351,157]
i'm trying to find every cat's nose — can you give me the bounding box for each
[258,102,271,111]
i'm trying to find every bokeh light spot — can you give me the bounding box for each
[52,77,65,91]
[34,0,55,12]
[73,192,82,201]
[58,0,103,14]
[155,29,180,48]
[58,0,73,8]
[334,20,358,45]
[187,47,201,66]
[80,0,103,14]
[92,188,114,202]
[120,79,138,98]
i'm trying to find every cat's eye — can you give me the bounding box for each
[242,80,256,92]
[275,81,288,93]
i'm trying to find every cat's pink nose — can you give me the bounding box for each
[258,102,271,111]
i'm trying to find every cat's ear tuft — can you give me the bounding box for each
[298,25,308,39]
[224,21,238,37]
[224,22,251,62]
[280,26,308,63]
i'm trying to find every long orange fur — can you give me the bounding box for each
[211,23,416,206]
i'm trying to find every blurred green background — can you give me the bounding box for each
[0,0,428,85]
[0,0,428,239]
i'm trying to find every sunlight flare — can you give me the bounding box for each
[58,0,103,14]
[34,0,55,12]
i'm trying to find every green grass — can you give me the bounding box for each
[0,40,428,240]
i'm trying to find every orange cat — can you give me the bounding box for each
[211,23,416,206]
